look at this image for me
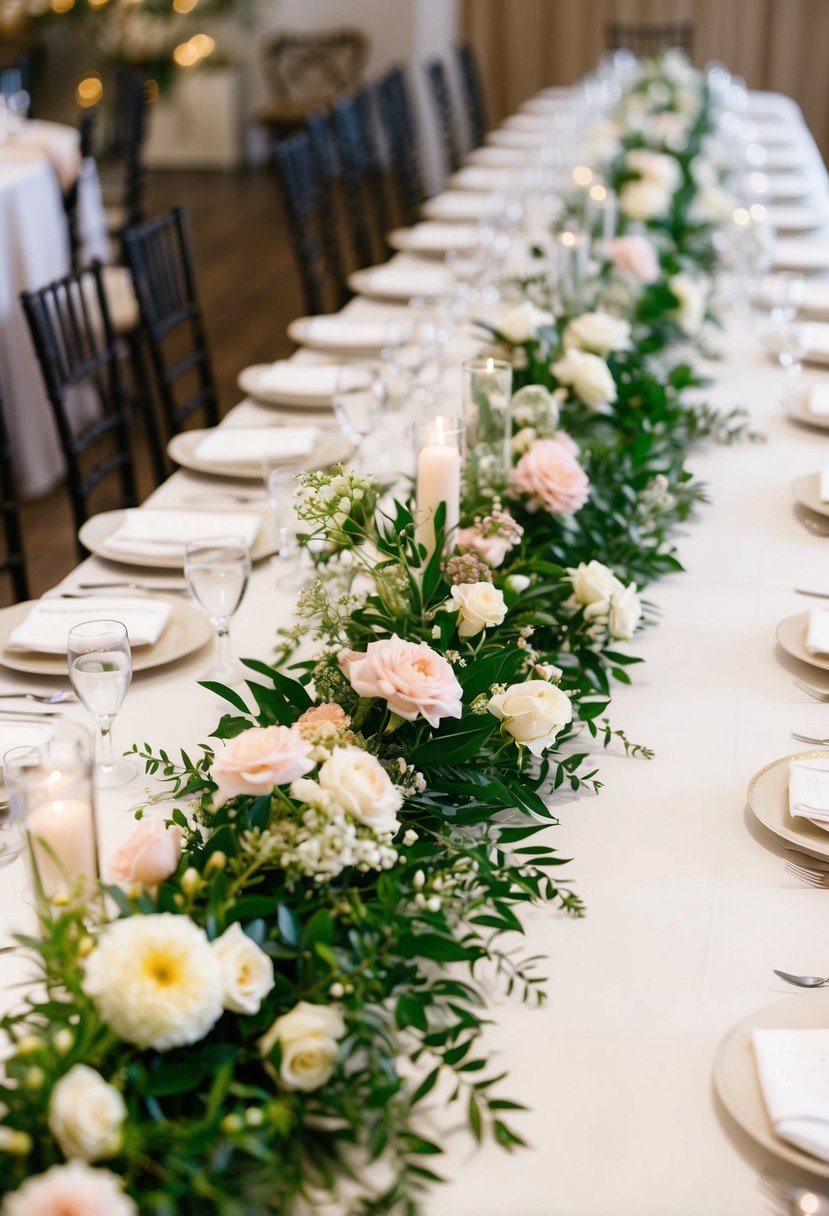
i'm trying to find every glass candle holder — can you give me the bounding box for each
[413,416,465,560]
[586,182,618,244]
[551,230,590,311]
[5,721,98,901]
[462,356,513,498]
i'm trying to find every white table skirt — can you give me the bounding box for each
[1,90,828,1215]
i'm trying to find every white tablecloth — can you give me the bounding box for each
[2,90,829,1214]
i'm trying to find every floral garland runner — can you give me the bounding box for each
[0,52,759,1216]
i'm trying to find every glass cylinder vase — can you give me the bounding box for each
[462,357,513,499]
[413,415,465,561]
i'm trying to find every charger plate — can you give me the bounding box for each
[747,748,829,861]
[168,429,351,480]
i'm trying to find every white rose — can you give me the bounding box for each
[498,301,554,344]
[627,148,682,192]
[583,119,622,167]
[669,273,706,334]
[620,178,672,221]
[289,776,336,812]
[48,1065,126,1162]
[506,574,531,594]
[552,348,617,409]
[317,746,403,832]
[692,186,736,223]
[211,922,275,1016]
[488,679,573,757]
[563,311,631,357]
[450,582,507,639]
[568,560,623,606]
[260,1001,345,1093]
[608,584,642,640]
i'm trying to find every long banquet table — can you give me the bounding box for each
[3,87,829,1215]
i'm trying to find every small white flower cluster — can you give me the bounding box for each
[241,806,398,886]
[639,473,676,515]
[512,384,565,434]
[294,465,375,538]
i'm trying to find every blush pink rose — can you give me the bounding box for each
[605,234,660,284]
[510,438,590,516]
[107,817,182,887]
[3,1161,138,1216]
[210,725,315,806]
[552,429,580,457]
[456,526,513,568]
[339,635,463,728]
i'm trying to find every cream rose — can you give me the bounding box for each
[669,273,706,334]
[48,1066,126,1163]
[608,583,643,640]
[339,635,463,728]
[498,301,554,344]
[626,148,682,193]
[210,725,315,806]
[106,817,182,888]
[552,348,617,409]
[211,922,275,1015]
[2,1162,137,1216]
[620,178,672,222]
[563,311,631,357]
[510,438,590,516]
[450,582,507,639]
[260,1001,345,1093]
[568,560,623,606]
[317,746,403,833]
[605,234,660,283]
[488,679,573,757]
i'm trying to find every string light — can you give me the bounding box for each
[51,0,75,12]
[173,0,198,11]
[75,73,103,108]
[173,34,216,67]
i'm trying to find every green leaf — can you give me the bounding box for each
[199,682,251,714]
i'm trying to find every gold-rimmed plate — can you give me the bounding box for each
[168,429,352,481]
[777,612,829,673]
[714,989,829,1179]
[0,599,214,676]
[78,509,276,569]
[792,473,829,517]
[747,748,829,861]
[784,392,829,432]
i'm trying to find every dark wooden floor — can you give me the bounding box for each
[11,167,304,603]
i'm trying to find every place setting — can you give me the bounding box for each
[167,421,351,481]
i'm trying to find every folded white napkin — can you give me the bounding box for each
[789,757,829,828]
[0,720,56,769]
[356,265,450,297]
[807,386,829,417]
[767,204,829,231]
[423,192,501,220]
[801,324,829,363]
[303,319,399,348]
[819,467,829,502]
[774,239,829,272]
[769,174,826,201]
[8,598,172,653]
[806,609,829,655]
[450,166,514,192]
[487,128,548,148]
[466,145,526,167]
[254,363,348,398]
[754,1029,829,1163]
[103,509,261,559]
[403,223,481,249]
[195,428,317,465]
[799,283,829,318]
[0,120,81,191]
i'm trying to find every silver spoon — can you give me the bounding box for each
[773,968,829,988]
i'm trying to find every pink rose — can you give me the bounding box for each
[107,817,182,887]
[605,234,660,284]
[510,438,590,516]
[456,526,512,568]
[552,429,579,457]
[3,1161,137,1216]
[210,725,315,806]
[339,635,463,728]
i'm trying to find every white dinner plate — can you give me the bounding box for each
[767,204,829,233]
[763,146,819,173]
[785,391,829,430]
[798,323,829,365]
[772,240,829,273]
[286,316,409,356]
[168,428,352,480]
[0,598,213,676]
[767,174,827,202]
[421,192,502,223]
[792,473,829,517]
[79,509,276,568]
[448,165,517,193]
[486,128,548,149]
[747,748,829,861]
[387,223,482,256]
[714,989,829,1178]
[237,363,355,408]
[465,145,527,168]
[347,265,451,301]
[776,611,829,673]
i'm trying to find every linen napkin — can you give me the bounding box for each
[8,598,173,653]
[103,510,261,560]
[819,467,829,502]
[800,283,829,318]
[773,240,829,273]
[802,324,829,365]
[303,319,402,349]
[354,265,450,298]
[423,192,500,221]
[788,756,829,827]
[0,721,56,770]
[402,223,481,250]
[753,1029,829,1162]
[195,428,317,465]
[806,610,829,656]
[450,166,514,192]
[806,386,829,418]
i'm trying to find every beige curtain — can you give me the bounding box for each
[462,0,829,158]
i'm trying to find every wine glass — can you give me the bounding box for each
[184,536,251,685]
[6,90,29,134]
[332,364,386,468]
[67,620,135,788]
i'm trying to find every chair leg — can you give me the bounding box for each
[125,330,168,486]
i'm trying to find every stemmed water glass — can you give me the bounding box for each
[67,620,135,788]
[261,458,300,568]
[332,364,386,468]
[765,272,806,375]
[185,536,251,685]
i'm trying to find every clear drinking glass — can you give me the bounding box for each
[765,272,806,374]
[6,90,29,134]
[332,364,386,467]
[261,459,299,565]
[185,536,251,685]
[68,620,134,788]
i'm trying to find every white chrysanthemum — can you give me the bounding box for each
[82,914,225,1052]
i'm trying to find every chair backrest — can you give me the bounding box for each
[262,28,369,107]
[376,67,423,225]
[605,21,694,57]
[455,41,487,148]
[65,110,97,268]
[110,69,148,231]
[21,263,137,552]
[122,206,219,441]
[0,386,28,604]
[332,91,390,268]
[0,58,30,106]
[425,57,461,176]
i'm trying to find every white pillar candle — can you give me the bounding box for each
[414,419,462,561]
[26,797,97,898]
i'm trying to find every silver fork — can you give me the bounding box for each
[785,859,829,888]
[791,732,829,746]
[759,1170,829,1215]
[0,691,76,704]
[795,680,829,702]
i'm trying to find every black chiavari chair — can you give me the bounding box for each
[332,91,391,269]
[0,387,29,604]
[104,69,149,240]
[456,40,488,148]
[375,68,424,227]
[122,206,219,462]
[21,263,138,555]
[425,57,462,177]
[273,128,349,316]
[605,21,694,57]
